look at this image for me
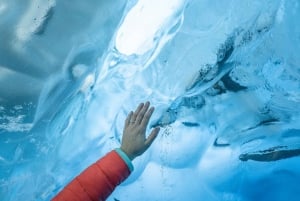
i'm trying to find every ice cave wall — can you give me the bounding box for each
[0,0,300,201]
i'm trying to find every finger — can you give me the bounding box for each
[141,107,154,127]
[132,103,144,122]
[136,102,150,124]
[145,127,160,148]
[125,111,133,127]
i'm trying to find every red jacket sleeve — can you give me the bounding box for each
[52,150,131,201]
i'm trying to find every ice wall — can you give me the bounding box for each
[0,0,300,201]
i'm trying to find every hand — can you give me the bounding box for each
[120,102,160,160]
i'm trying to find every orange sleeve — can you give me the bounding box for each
[52,150,131,201]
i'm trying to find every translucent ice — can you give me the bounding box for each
[0,0,299,201]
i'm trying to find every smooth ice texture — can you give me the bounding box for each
[0,0,300,201]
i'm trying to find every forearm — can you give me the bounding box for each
[52,150,133,201]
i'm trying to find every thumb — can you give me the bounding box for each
[145,127,160,148]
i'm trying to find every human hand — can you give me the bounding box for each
[120,102,160,160]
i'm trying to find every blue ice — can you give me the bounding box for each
[0,0,300,201]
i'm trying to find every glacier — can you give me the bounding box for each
[0,0,300,200]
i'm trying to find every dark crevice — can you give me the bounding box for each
[239,146,300,162]
[221,72,247,92]
[181,122,200,127]
[213,138,230,147]
[243,118,280,132]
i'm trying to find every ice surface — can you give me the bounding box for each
[0,0,300,201]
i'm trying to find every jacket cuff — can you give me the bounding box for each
[115,148,134,172]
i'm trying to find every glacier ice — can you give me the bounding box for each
[0,0,300,201]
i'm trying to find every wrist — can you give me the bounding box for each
[120,147,135,161]
[115,148,134,172]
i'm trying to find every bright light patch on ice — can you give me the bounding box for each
[116,0,184,55]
